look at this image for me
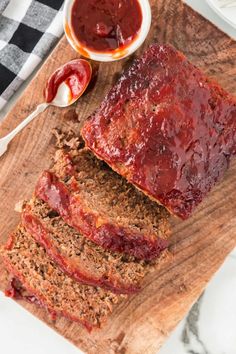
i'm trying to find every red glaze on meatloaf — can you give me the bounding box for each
[35,149,170,261]
[81,44,236,219]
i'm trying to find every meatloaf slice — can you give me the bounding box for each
[21,197,168,294]
[35,148,170,260]
[81,44,236,220]
[0,226,122,331]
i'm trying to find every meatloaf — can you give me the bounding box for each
[21,197,169,294]
[81,44,236,219]
[1,226,123,331]
[35,147,170,260]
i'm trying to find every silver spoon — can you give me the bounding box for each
[0,59,92,157]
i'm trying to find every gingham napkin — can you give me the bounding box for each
[0,0,65,111]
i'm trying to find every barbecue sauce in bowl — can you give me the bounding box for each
[71,0,143,53]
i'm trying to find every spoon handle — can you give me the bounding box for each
[0,102,49,157]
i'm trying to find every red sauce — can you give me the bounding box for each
[44,59,92,103]
[5,278,48,311]
[71,0,143,53]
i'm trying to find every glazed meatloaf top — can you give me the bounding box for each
[35,147,170,260]
[81,44,236,219]
[1,226,122,331]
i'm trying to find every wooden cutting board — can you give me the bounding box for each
[0,0,236,353]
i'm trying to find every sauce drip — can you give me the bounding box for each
[44,59,92,103]
[71,0,142,53]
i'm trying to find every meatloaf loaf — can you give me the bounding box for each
[35,147,170,260]
[21,197,169,294]
[81,44,236,219]
[1,226,123,331]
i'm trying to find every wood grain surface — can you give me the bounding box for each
[1,1,236,353]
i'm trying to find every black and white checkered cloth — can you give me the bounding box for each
[0,0,64,111]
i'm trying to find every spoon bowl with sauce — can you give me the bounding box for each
[0,59,92,157]
[64,0,152,62]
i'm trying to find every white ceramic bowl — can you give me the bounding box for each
[206,0,236,29]
[63,0,152,62]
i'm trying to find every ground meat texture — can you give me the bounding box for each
[35,148,170,260]
[0,226,123,331]
[21,198,169,294]
[81,44,236,219]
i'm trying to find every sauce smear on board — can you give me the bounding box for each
[71,0,143,53]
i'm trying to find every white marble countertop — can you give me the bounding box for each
[0,1,236,353]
